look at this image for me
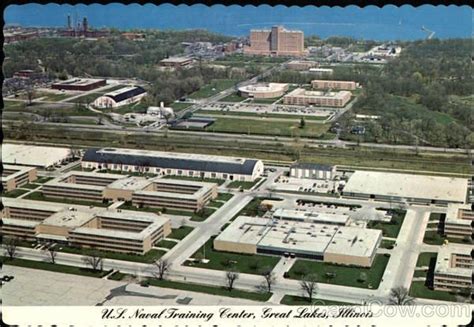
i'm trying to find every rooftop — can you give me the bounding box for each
[160,56,193,63]
[1,164,35,182]
[2,143,71,168]
[284,88,352,100]
[52,78,106,86]
[272,208,350,225]
[343,171,468,203]
[434,245,472,278]
[445,203,473,226]
[238,83,288,93]
[107,176,153,190]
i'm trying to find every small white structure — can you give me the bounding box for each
[147,102,174,118]
[290,163,336,180]
[93,86,147,109]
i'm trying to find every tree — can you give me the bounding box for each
[358,272,367,283]
[153,259,171,280]
[388,287,415,305]
[4,237,18,260]
[300,274,318,303]
[82,250,103,271]
[299,117,306,129]
[45,245,58,264]
[259,267,276,293]
[225,270,239,291]
[25,86,35,106]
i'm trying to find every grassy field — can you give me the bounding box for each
[2,189,29,198]
[162,175,225,185]
[288,254,390,289]
[189,79,238,99]
[227,178,262,190]
[170,102,192,112]
[70,92,104,104]
[184,237,280,275]
[215,193,234,201]
[429,213,445,221]
[416,252,437,267]
[280,295,356,306]
[58,246,166,263]
[156,239,177,249]
[423,230,473,245]
[207,117,331,138]
[220,93,247,102]
[168,226,194,240]
[1,257,111,278]
[24,191,109,207]
[409,281,462,302]
[367,210,406,238]
[20,183,41,190]
[380,239,396,249]
[146,278,272,302]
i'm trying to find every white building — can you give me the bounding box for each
[93,86,147,109]
[290,163,336,180]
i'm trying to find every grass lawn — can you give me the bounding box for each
[207,117,331,139]
[120,204,216,222]
[413,270,429,278]
[58,246,166,263]
[287,254,390,289]
[280,295,356,306]
[409,281,462,302]
[188,79,238,99]
[156,239,177,249]
[21,183,41,190]
[1,257,111,278]
[227,178,262,190]
[40,93,73,102]
[145,278,271,302]
[184,237,280,275]
[251,97,282,104]
[35,176,55,184]
[216,193,234,201]
[162,175,225,185]
[423,230,473,245]
[197,109,328,121]
[2,100,26,111]
[170,102,192,112]
[71,92,104,104]
[230,196,283,221]
[2,189,29,198]
[429,213,445,221]
[168,226,194,240]
[108,271,127,281]
[220,93,246,102]
[380,239,396,249]
[23,191,109,207]
[367,210,406,238]
[416,252,437,267]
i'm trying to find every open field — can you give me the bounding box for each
[227,178,262,190]
[58,246,166,263]
[280,295,356,306]
[2,189,29,198]
[207,117,332,139]
[188,79,238,99]
[196,109,329,121]
[168,226,194,240]
[367,210,406,238]
[287,254,390,289]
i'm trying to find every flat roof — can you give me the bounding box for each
[284,88,352,100]
[217,216,380,258]
[238,83,288,93]
[107,176,153,190]
[434,245,472,278]
[160,56,193,63]
[42,209,95,228]
[445,203,472,226]
[344,171,469,203]
[2,143,71,168]
[273,208,350,225]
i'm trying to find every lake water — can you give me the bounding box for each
[5,4,473,41]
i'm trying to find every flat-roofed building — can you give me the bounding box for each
[309,68,334,77]
[82,147,264,182]
[214,216,381,267]
[0,198,171,254]
[159,56,193,68]
[93,86,147,109]
[244,26,305,57]
[238,83,289,99]
[342,171,469,206]
[1,165,37,192]
[290,162,336,180]
[433,245,472,292]
[311,80,357,90]
[51,78,107,91]
[283,88,352,107]
[444,204,473,238]
[272,208,350,226]
[2,143,72,168]
[286,60,318,71]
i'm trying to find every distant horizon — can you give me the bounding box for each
[5,4,473,41]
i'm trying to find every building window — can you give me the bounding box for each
[178,170,183,175]
[188,171,193,176]
[223,174,228,179]
[167,169,171,174]
[211,173,216,178]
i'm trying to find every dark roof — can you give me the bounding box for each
[290,162,334,171]
[83,148,260,175]
[106,86,146,103]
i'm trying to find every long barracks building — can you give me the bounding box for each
[81,148,264,182]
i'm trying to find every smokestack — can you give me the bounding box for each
[67,14,71,29]
[83,17,88,33]
[160,102,164,108]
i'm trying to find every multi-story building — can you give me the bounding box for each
[433,245,472,292]
[238,83,289,99]
[444,204,473,238]
[159,56,193,68]
[290,162,336,180]
[1,165,37,192]
[244,26,305,57]
[81,147,264,182]
[0,198,171,254]
[51,78,107,91]
[283,88,352,107]
[311,80,357,90]
[286,60,318,71]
